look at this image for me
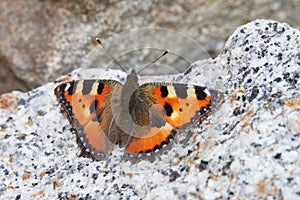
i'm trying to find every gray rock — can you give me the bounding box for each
[0,19,299,199]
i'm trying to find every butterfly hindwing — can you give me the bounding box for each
[54,79,122,159]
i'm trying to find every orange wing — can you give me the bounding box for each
[151,83,211,129]
[54,79,122,160]
[125,83,212,156]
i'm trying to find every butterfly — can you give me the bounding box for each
[54,42,215,161]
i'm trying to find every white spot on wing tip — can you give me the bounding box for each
[204,88,210,96]
[64,82,71,91]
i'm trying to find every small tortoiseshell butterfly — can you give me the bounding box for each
[54,40,215,161]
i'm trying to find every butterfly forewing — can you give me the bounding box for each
[54,79,122,159]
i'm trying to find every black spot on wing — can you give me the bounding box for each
[173,84,188,99]
[82,80,94,95]
[194,86,207,100]
[67,81,77,95]
[89,100,98,114]
[164,102,173,117]
[97,82,104,95]
[160,86,168,98]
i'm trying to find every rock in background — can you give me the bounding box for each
[1,0,300,93]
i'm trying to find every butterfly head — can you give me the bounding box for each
[125,68,139,85]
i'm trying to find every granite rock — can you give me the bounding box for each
[0,19,299,199]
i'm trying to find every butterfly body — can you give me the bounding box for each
[54,69,212,160]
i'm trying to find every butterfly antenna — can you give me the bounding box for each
[137,50,169,74]
[96,38,127,73]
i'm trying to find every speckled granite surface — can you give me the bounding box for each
[0,19,299,199]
